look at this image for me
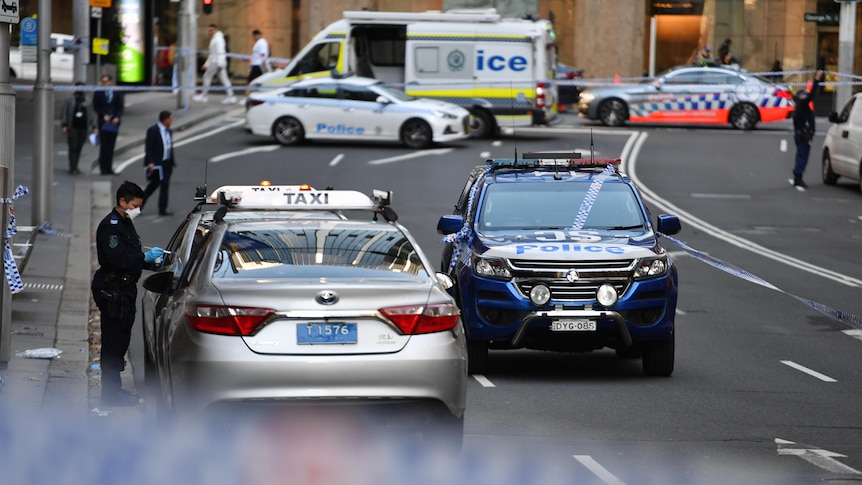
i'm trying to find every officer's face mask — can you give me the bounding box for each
[124,207,142,220]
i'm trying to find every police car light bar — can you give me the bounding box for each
[488,156,621,169]
[210,185,380,211]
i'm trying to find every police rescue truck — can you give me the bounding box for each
[251,9,560,138]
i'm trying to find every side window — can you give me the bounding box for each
[341,85,379,102]
[454,166,486,215]
[839,97,856,123]
[290,42,341,76]
[664,71,702,85]
[304,83,338,99]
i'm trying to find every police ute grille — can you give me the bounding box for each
[508,259,635,302]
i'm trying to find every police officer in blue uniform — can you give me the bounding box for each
[91,181,164,406]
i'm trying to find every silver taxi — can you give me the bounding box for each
[141,183,467,447]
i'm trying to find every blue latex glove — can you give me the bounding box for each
[144,247,164,264]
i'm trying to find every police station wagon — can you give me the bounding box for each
[245,76,472,149]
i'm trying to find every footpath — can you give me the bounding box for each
[0,89,243,420]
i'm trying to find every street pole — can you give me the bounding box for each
[73,0,90,83]
[837,1,857,112]
[33,0,53,225]
[0,24,14,366]
[177,0,196,109]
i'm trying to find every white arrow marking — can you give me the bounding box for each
[776,438,862,475]
[780,360,837,382]
[367,148,453,165]
[573,455,626,485]
[209,145,280,163]
[471,374,495,388]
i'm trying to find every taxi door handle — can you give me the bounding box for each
[842,130,849,138]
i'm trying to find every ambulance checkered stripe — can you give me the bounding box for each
[629,91,791,117]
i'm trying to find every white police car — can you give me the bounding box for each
[245,76,472,149]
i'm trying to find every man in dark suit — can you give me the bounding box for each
[142,111,175,216]
[93,74,124,175]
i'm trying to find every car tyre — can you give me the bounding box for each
[822,150,839,185]
[401,119,433,149]
[469,109,495,139]
[466,340,488,375]
[729,103,759,130]
[598,99,628,127]
[642,333,674,377]
[272,116,305,146]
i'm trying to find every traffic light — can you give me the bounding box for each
[202,0,213,15]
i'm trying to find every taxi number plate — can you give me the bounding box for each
[550,320,596,332]
[297,322,357,344]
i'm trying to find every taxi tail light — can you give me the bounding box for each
[186,305,275,336]
[380,304,460,335]
[775,89,793,99]
[536,82,547,108]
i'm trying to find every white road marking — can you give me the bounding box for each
[780,360,837,382]
[690,193,751,199]
[117,119,245,172]
[480,151,491,158]
[492,140,502,147]
[573,455,626,485]
[328,153,344,166]
[842,329,862,341]
[626,131,862,288]
[780,139,788,152]
[208,145,280,163]
[471,374,495,387]
[675,308,687,316]
[367,147,454,165]
[776,438,862,475]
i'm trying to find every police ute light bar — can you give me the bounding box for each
[211,186,380,210]
[487,156,621,169]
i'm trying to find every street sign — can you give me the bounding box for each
[0,0,20,24]
[91,6,102,18]
[90,0,112,7]
[804,12,840,23]
[92,37,109,56]
[20,17,37,46]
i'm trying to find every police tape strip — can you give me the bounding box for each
[2,186,29,295]
[572,164,616,230]
[443,166,493,272]
[36,222,72,239]
[658,233,862,330]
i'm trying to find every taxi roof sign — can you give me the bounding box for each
[209,185,379,210]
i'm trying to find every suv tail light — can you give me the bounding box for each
[186,305,275,336]
[380,304,460,335]
[536,82,547,108]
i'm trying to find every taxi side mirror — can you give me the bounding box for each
[143,270,174,294]
[435,272,455,290]
[376,95,391,105]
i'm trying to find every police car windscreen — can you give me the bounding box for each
[478,182,645,231]
[211,222,428,279]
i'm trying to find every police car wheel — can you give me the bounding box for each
[466,340,488,375]
[598,99,627,127]
[401,119,433,149]
[641,333,674,377]
[729,103,759,130]
[822,151,839,185]
[272,116,305,146]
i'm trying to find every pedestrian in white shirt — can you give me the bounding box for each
[193,23,236,104]
[248,29,270,84]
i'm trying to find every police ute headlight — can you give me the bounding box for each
[633,255,668,279]
[530,284,551,306]
[596,283,618,306]
[472,256,512,279]
[433,110,458,120]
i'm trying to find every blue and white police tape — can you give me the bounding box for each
[1,186,29,295]
[571,164,616,231]
[443,165,493,272]
[36,221,72,239]
[659,233,861,330]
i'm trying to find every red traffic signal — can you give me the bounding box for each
[202,0,213,15]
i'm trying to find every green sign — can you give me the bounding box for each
[118,0,144,83]
[804,12,839,24]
